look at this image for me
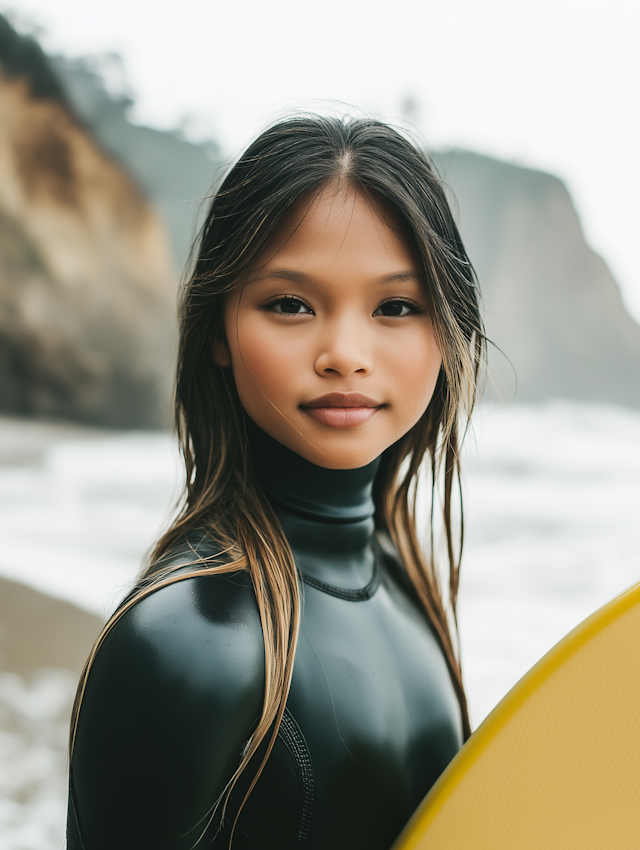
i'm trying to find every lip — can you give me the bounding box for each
[302,393,382,409]
[300,393,384,429]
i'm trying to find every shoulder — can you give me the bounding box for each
[106,533,263,699]
[71,533,265,847]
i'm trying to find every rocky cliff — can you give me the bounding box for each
[2,15,638,421]
[0,18,176,427]
[54,58,639,409]
[434,151,640,406]
[52,54,223,270]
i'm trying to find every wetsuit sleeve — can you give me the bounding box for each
[69,570,264,850]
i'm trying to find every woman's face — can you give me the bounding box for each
[214,184,442,469]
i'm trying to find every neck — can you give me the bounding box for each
[247,419,380,589]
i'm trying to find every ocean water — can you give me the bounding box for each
[0,402,639,848]
[458,403,640,723]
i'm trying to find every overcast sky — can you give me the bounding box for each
[5,0,640,321]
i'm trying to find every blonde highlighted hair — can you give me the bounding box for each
[70,115,485,844]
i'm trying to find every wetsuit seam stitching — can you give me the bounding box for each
[298,544,381,602]
[278,709,315,846]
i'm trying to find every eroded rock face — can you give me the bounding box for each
[434,151,640,407]
[0,69,176,427]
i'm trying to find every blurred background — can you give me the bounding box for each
[0,1,639,846]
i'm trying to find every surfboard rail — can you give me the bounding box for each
[393,579,640,850]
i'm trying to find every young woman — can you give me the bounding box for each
[67,115,485,850]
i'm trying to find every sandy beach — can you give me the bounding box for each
[0,577,101,850]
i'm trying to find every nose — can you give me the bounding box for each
[314,315,373,378]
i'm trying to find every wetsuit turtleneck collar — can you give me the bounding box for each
[247,419,380,525]
[247,418,381,590]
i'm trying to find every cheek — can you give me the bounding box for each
[385,328,442,416]
[228,314,296,400]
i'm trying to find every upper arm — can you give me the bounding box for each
[71,571,264,850]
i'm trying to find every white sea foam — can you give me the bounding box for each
[459,402,640,724]
[0,403,639,848]
[0,426,183,618]
[0,670,76,850]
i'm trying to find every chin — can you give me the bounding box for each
[298,442,381,470]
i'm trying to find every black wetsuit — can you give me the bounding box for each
[67,427,462,849]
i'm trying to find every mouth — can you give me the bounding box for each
[300,393,384,429]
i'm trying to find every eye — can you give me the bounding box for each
[267,296,313,315]
[374,299,423,318]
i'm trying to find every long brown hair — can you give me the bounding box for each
[70,115,485,841]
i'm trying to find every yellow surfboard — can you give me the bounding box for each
[394,581,640,850]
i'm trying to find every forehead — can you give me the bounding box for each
[258,182,416,273]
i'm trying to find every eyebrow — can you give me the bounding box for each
[248,268,421,286]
